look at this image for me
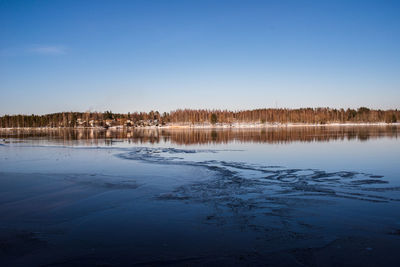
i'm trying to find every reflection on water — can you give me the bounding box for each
[1,126,400,266]
[0,125,399,145]
[0,126,400,266]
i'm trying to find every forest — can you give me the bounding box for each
[0,108,398,128]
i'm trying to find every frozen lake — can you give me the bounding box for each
[0,126,400,266]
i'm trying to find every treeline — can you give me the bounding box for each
[0,108,398,128]
[169,107,399,124]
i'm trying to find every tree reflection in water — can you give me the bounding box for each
[0,125,398,146]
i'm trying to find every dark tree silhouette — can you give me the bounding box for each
[210,113,218,124]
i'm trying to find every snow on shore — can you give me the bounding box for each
[0,122,399,131]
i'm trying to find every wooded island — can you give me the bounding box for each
[0,108,398,128]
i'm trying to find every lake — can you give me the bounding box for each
[0,126,399,266]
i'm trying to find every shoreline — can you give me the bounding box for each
[0,122,399,131]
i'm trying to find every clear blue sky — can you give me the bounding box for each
[0,0,399,115]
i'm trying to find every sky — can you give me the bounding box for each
[0,0,399,115]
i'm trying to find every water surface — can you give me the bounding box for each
[0,126,399,266]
